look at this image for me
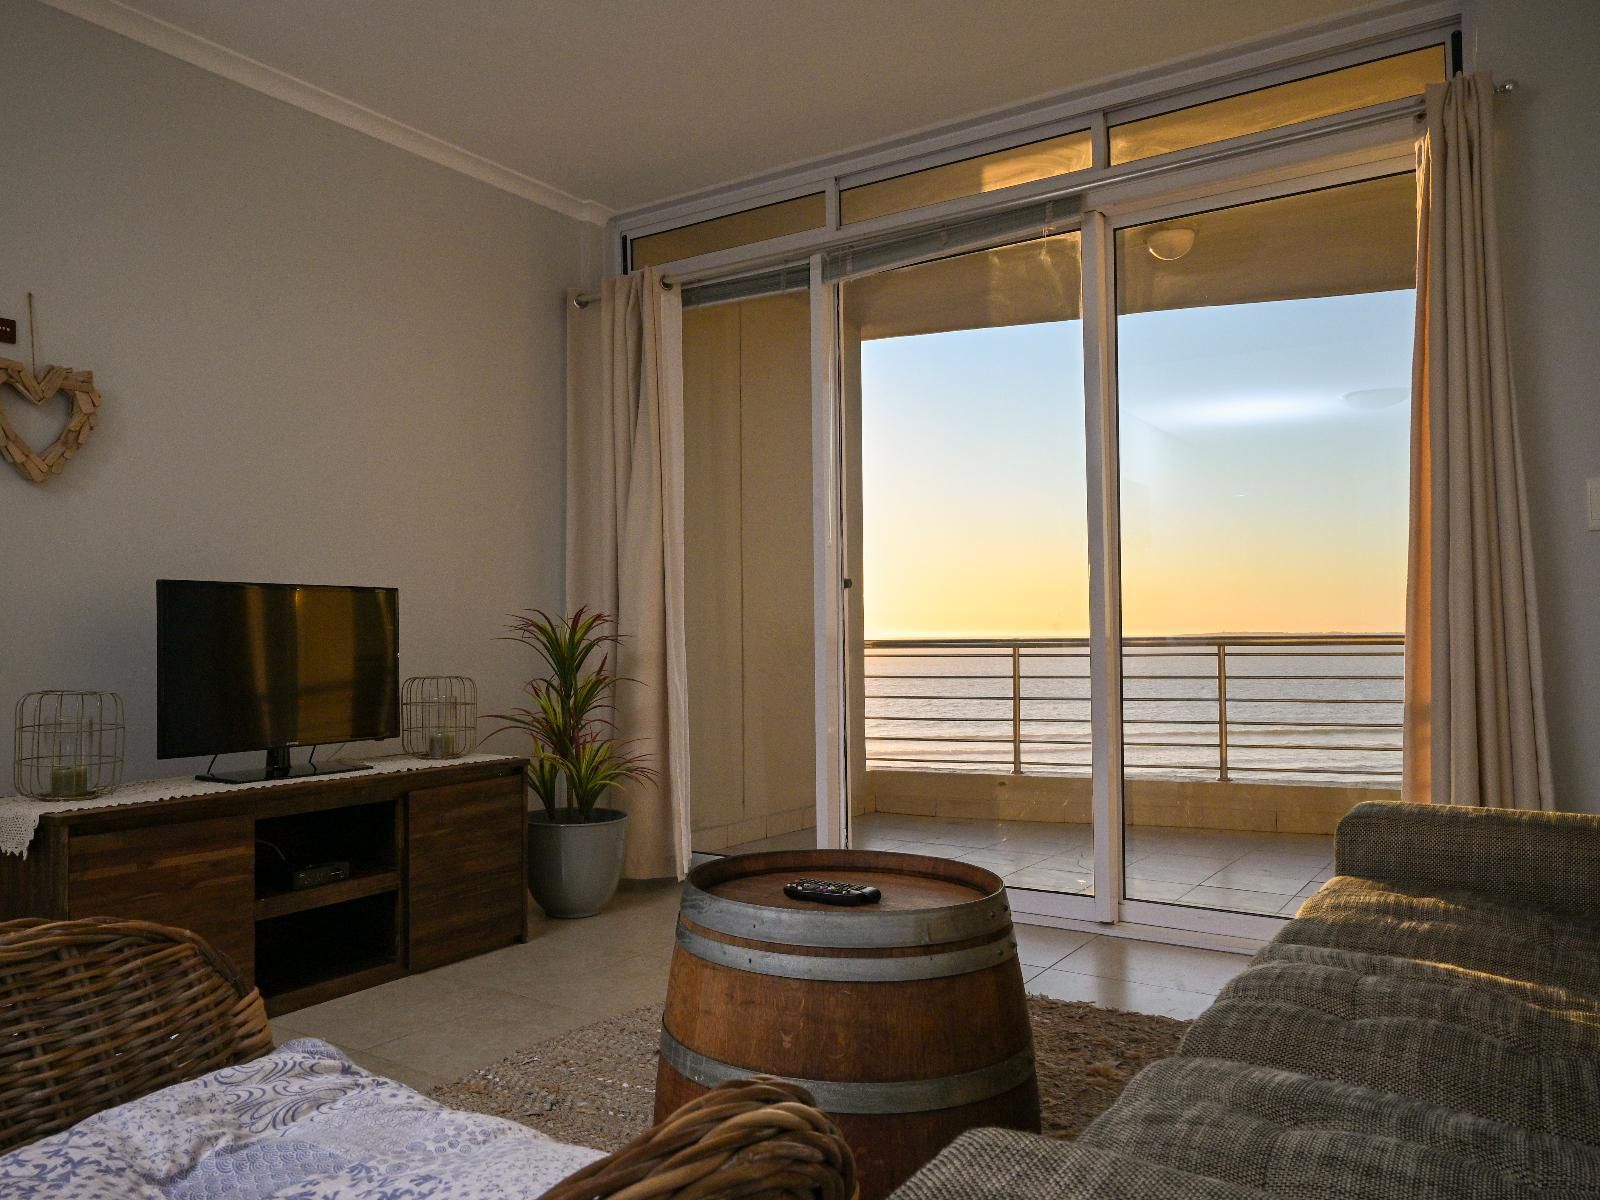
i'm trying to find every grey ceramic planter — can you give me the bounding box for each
[527,807,629,918]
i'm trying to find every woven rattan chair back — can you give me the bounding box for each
[0,916,272,1154]
[544,1076,859,1200]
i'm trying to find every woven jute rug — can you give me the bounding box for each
[431,997,1188,1152]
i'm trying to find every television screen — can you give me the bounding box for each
[157,580,399,759]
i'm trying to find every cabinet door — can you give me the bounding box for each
[407,776,526,972]
[68,816,256,983]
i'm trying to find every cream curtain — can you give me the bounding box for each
[566,269,692,878]
[1403,73,1553,810]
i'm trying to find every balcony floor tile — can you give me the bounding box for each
[1177,884,1298,915]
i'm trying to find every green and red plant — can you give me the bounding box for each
[489,608,654,823]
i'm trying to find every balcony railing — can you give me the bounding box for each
[863,634,1404,787]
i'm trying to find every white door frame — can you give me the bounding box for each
[1080,208,1126,927]
[810,254,848,849]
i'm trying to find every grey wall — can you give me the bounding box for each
[1476,0,1600,812]
[0,0,589,786]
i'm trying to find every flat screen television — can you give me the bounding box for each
[157,579,399,783]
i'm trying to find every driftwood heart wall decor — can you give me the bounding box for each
[0,356,101,484]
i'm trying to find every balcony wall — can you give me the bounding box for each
[863,768,1395,836]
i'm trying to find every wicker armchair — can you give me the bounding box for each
[0,917,857,1200]
[546,1077,857,1200]
[0,915,273,1153]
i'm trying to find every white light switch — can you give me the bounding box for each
[1589,477,1600,531]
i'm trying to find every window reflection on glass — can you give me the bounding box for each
[631,193,826,268]
[842,131,1093,225]
[1110,45,1447,165]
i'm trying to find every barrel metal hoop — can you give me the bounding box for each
[676,924,1016,982]
[680,882,1011,949]
[658,1027,1035,1115]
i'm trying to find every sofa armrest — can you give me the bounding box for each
[889,1129,1267,1200]
[541,1076,856,1200]
[1335,801,1600,918]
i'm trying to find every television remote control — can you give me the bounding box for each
[784,878,882,906]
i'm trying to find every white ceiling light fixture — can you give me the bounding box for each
[1146,227,1197,261]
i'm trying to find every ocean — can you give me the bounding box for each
[863,639,1403,787]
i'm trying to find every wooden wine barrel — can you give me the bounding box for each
[656,850,1039,1200]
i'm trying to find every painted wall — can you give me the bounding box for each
[682,294,817,851]
[0,0,588,787]
[1475,0,1600,813]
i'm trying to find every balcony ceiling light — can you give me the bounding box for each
[1146,227,1196,261]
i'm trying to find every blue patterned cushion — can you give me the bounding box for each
[0,1038,604,1199]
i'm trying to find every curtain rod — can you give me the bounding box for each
[571,80,1517,311]
[572,275,676,309]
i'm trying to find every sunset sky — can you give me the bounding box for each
[859,289,1414,639]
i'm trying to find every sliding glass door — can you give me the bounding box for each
[622,12,1449,915]
[841,233,1098,904]
[832,168,1416,936]
[1112,175,1416,922]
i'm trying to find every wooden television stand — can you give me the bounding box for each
[0,757,528,1016]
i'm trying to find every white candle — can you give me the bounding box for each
[49,764,90,798]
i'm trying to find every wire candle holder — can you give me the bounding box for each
[13,691,125,800]
[401,676,478,760]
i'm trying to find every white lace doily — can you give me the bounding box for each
[0,753,521,858]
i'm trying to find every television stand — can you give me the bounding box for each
[1,756,529,1015]
[197,747,372,784]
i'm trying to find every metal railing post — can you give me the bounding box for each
[1011,644,1023,775]
[1216,641,1230,782]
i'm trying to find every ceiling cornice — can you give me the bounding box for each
[39,0,612,226]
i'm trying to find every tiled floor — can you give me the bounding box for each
[270,881,683,1092]
[853,813,1334,916]
[273,872,1252,1091]
[1014,924,1249,1020]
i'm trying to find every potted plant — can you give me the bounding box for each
[491,608,652,918]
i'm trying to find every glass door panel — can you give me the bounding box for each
[682,292,819,856]
[842,233,1094,896]
[1114,175,1415,917]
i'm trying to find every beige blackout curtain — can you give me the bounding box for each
[1403,73,1553,810]
[566,269,692,878]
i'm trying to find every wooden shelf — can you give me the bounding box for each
[254,870,400,920]
[263,958,404,1017]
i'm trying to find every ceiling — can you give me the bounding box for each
[56,0,1375,219]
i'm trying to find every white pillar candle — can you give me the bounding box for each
[49,764,90,798]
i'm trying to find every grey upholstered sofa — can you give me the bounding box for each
[893,801,1600,1199]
